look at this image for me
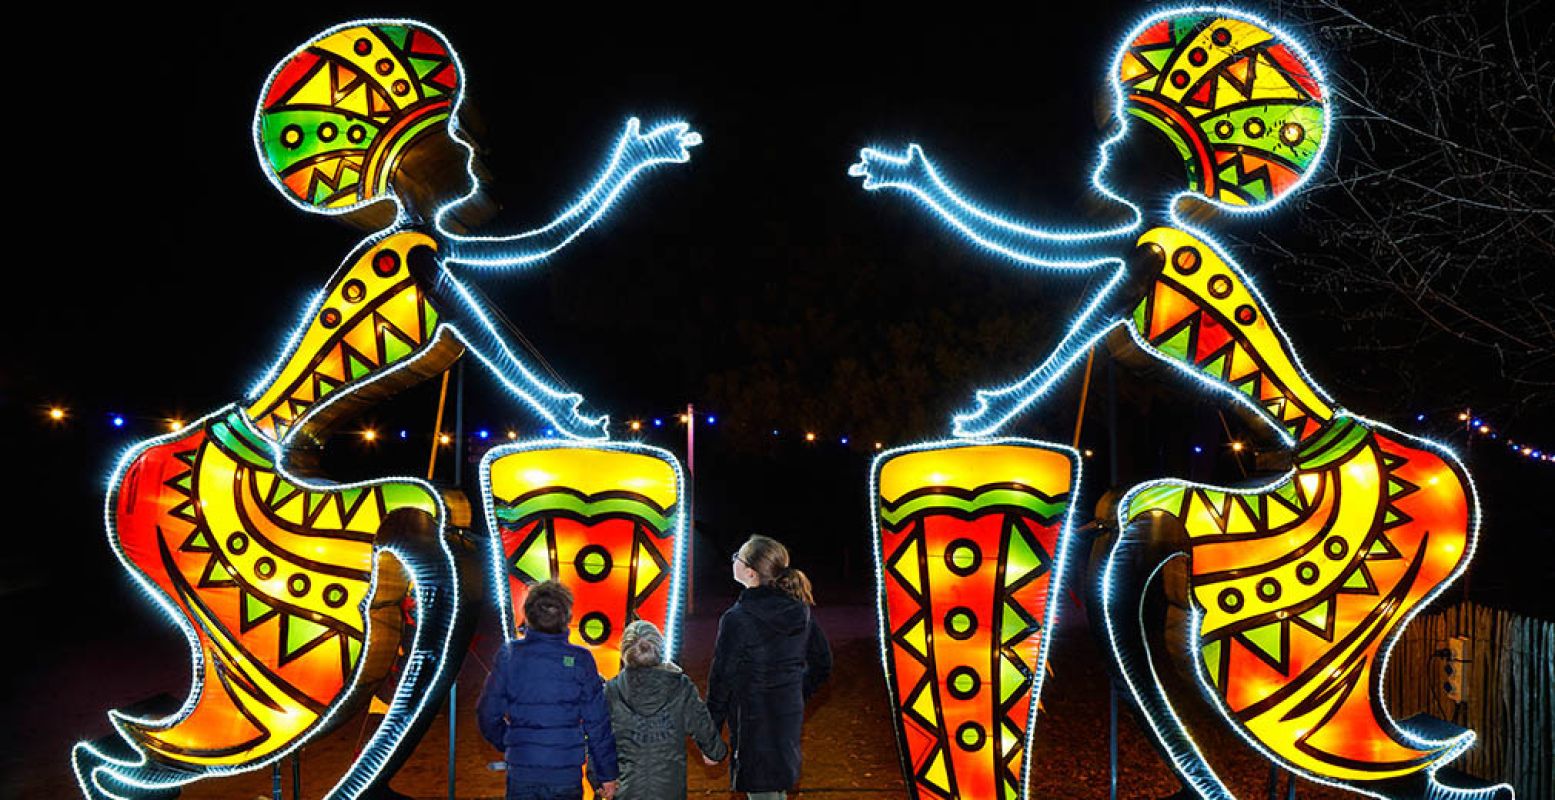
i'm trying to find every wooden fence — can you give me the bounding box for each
[1383,602,1553,799]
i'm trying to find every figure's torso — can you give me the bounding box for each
[245,229,459,442]
[1125,226,1333,442]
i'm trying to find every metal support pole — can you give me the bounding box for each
[1286,769,1298,800]
[1107,353,1120,800]
[271,762,282,800]
[291,752,300,799]
[685,403,696,616]
[448,362,465,800]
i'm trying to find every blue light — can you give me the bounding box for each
[705,414,716,425]
[478,429,490,440]
[111,415,125,428]
[1472,418,1482,427]
[400,430,408,439]
[653,418,663,427]
[840,436,850,445]
[772,429,780,436]
[544,428,556,438]
[1416,413,1426,422]
[1193,445,1204,454]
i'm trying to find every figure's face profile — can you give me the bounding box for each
[1106,8,1329,212]
[254,21,467,217]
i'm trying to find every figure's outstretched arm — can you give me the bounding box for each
[437,117,701,269]
[848,143,1138,268]
[432,268,608,440]
[952,267,1130,438]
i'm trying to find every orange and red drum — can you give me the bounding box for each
[480,442,686,679]
[872,440,1079,800]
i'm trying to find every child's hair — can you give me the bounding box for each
[523,580,573,634]
[738,535,814,606]
[619,620,666,669]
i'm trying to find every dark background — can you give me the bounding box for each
[4,0,1550,756]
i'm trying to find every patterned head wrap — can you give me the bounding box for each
[256,21,462,212]
[1114,10,1327,208]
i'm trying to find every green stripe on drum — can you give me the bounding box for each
[879,487,1068,528]
[494,493,671,534]
[214,412,276,469]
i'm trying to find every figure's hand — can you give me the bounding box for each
[622,117,703,168]
[544,393,610,442]
[951,388,1012,440]
[848,143,933,191]
[599,780,618,799]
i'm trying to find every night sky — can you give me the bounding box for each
[7,0,1550,649]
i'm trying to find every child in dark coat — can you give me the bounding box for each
[478,580,620,800]
[602,620,727,800]
[708,535,832,800]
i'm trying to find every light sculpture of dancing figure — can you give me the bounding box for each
[851,7,1507,800]
[72,18,700,800]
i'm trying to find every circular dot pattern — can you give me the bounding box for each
[947,667,980,700]
[576,545,612,583]
[579,612,611,645]
[323,584,349,608]
[945,539,982,577]
[956,721,988,751]
[944,607,978,640]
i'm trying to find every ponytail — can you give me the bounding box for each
[738,535,815,606]
[774,565,814,607]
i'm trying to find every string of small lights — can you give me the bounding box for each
[34,401,1552,465]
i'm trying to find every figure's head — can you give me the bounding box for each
[522,579,574,634]
[1102,8,1329,212]
[255,20,474,219]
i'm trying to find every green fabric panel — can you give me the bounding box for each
[1298,423,1370,470]
[261,109,376,172]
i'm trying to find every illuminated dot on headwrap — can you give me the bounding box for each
[1115,11,1327,208]
[257,22,462,212]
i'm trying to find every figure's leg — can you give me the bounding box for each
[1092,507,1234,799]
[871,439,1079,800]
[323,505,478,799]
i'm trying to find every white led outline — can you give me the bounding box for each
[1099,411,1509,799]
[853,5,1503,797]
[851,5,1336,441]
[867,436,1084,800]
[474,438,690,659]
[86,15,701,797]
[73,404,466,800]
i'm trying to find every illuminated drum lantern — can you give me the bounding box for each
[853,6,1504,799]
[480,442,687,679]
[72,18,700,800]
[872,441,1079,800]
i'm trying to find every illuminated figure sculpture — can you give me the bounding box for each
[852,7,1505,800]
[73,19,699,800]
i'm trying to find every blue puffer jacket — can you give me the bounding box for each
[477,629,620,787]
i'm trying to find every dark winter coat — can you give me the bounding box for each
[601,665,728,800]
[706,585,832,793]
[476,629,620,789]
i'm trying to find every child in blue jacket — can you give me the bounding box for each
[478,580,619,800]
